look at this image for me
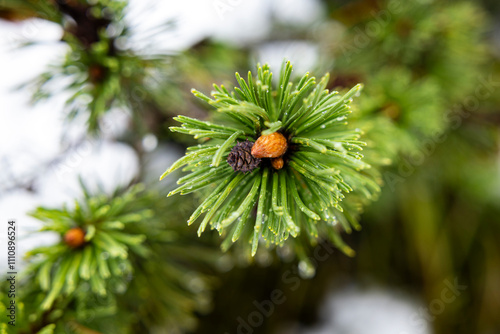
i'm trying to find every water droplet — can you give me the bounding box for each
[276,244,294,261]
[186,275,205,293]
[80,282,90,292]
[142,133,158,152]
[256,250,273,267]
[216,254,234,272]
[298,260,316,279]
[328,216,338,226]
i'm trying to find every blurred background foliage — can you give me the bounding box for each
[0,0,499,333]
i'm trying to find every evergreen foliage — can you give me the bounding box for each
[330,0,490,161]
[160,61,381,260]
[0,0,499,333]
[0,184,214,333]
[7,0,173,133]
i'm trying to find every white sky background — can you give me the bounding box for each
[0,1,428,332]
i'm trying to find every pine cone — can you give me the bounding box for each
[227,140,261,172]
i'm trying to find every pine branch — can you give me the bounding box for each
[15,0,172,134]
[160,61,381,262]
[1,182,217,333]
[26,183,150,312]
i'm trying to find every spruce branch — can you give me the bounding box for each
[160,61,381,260]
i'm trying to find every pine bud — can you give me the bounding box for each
[64,227,86,248]
[88,64,108,83]
[227,140,262,172]
[271,157,284,170]
[251,132,288,158]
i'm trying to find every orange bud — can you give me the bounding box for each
[271,157,284,170]
[251,132,288,158]
[64,227,86,248]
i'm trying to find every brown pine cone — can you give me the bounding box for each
[227,140,261,172]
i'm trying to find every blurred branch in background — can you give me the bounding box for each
[1,182,218,334]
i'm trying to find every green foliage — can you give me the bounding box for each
[15,0,172,133]
[0,291,55,334]
[328,0,490,163]
[0,0,61,22]
[4,183,215,333]
[14,184,149,331]
[352,68,446,159]
[1,0,497,333]
[160,61,381,261]
[336,0,488,88]
[115,192,216,333]
[32,41,168,133]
